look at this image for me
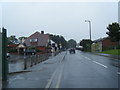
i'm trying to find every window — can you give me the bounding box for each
[30,39,38,42]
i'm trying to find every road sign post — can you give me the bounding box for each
[2,27,8,81]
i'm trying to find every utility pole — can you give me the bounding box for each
[85,20,92,52]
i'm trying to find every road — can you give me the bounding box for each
[4,50,119,88]
[46,50,119,88]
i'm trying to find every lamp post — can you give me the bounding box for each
[85,20,92,40]
[85,20,92,52]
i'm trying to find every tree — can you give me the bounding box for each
[7,35,18,44]
[59,36,67,49]
[18,36,27,43]
[49,34,67,49]
[106,22,120,42]
[80,39,92,51]
[67,39,77,48]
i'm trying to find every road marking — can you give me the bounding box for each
[80,54,91,60]
[117,72,120,75]
[55,64,64,88]
[85,57,91,60]
[93,61,108,68]
[45,52,66,89]
[82,56,92,61]
[45,68,58,88]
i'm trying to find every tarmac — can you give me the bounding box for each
[1,51,119,89]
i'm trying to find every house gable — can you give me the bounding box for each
[24,31,50,47]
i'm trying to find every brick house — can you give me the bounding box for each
[102,37,118,50]
[23,31,50,53]
[92,37,118,52]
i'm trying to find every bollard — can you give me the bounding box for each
[37,55,39,64]
[39,54,41,63]
[34,55,37,65]
[41,54,43,62]
[30,53,34,67]
[30,55,33,67]
[38,55,40,63]
[24,53,27,70]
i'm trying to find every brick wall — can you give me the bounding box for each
[102,39,118,47]
[102,39,118,50]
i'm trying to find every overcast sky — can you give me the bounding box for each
[1,1,119,43]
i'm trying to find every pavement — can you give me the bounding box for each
[2,51,67,88]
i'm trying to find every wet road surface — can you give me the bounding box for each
[60,51,119,88]
[4,50,119,88]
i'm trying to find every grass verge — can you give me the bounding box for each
[100,49,120,55]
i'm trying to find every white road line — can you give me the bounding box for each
[55,64,64,88]
[45,68,58,88]
[93,61,108,68]
[80,54,91,60]
[45,53,66,89]
[84,56,91,60]
[86,57,91,60]
[117,72,120,75]
[80,54,84,57]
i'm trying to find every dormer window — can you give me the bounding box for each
[30,39,38,42]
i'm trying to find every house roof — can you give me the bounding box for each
[7,44,19,47]
[24,31,49,47]
[93,37,108,43]
[17,44,26,48]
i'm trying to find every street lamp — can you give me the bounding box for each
[85,20,92,40]
[85,20,92,52]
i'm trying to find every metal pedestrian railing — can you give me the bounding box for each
[23,53,51,70]
[8,50,62,73]
[8,53,52,73]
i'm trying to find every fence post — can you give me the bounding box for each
[35,55,37,65]
[24,53,27,70]
[2,27,8,81]
[30,53,34,67]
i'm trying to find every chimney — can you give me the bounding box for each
[41,31,44,34]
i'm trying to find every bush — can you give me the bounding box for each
[36,49,42,52]
[9,49,17,52]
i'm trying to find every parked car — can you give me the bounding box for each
[69,48,75,54]
[7,52,10,58]
[23,50,36,55]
